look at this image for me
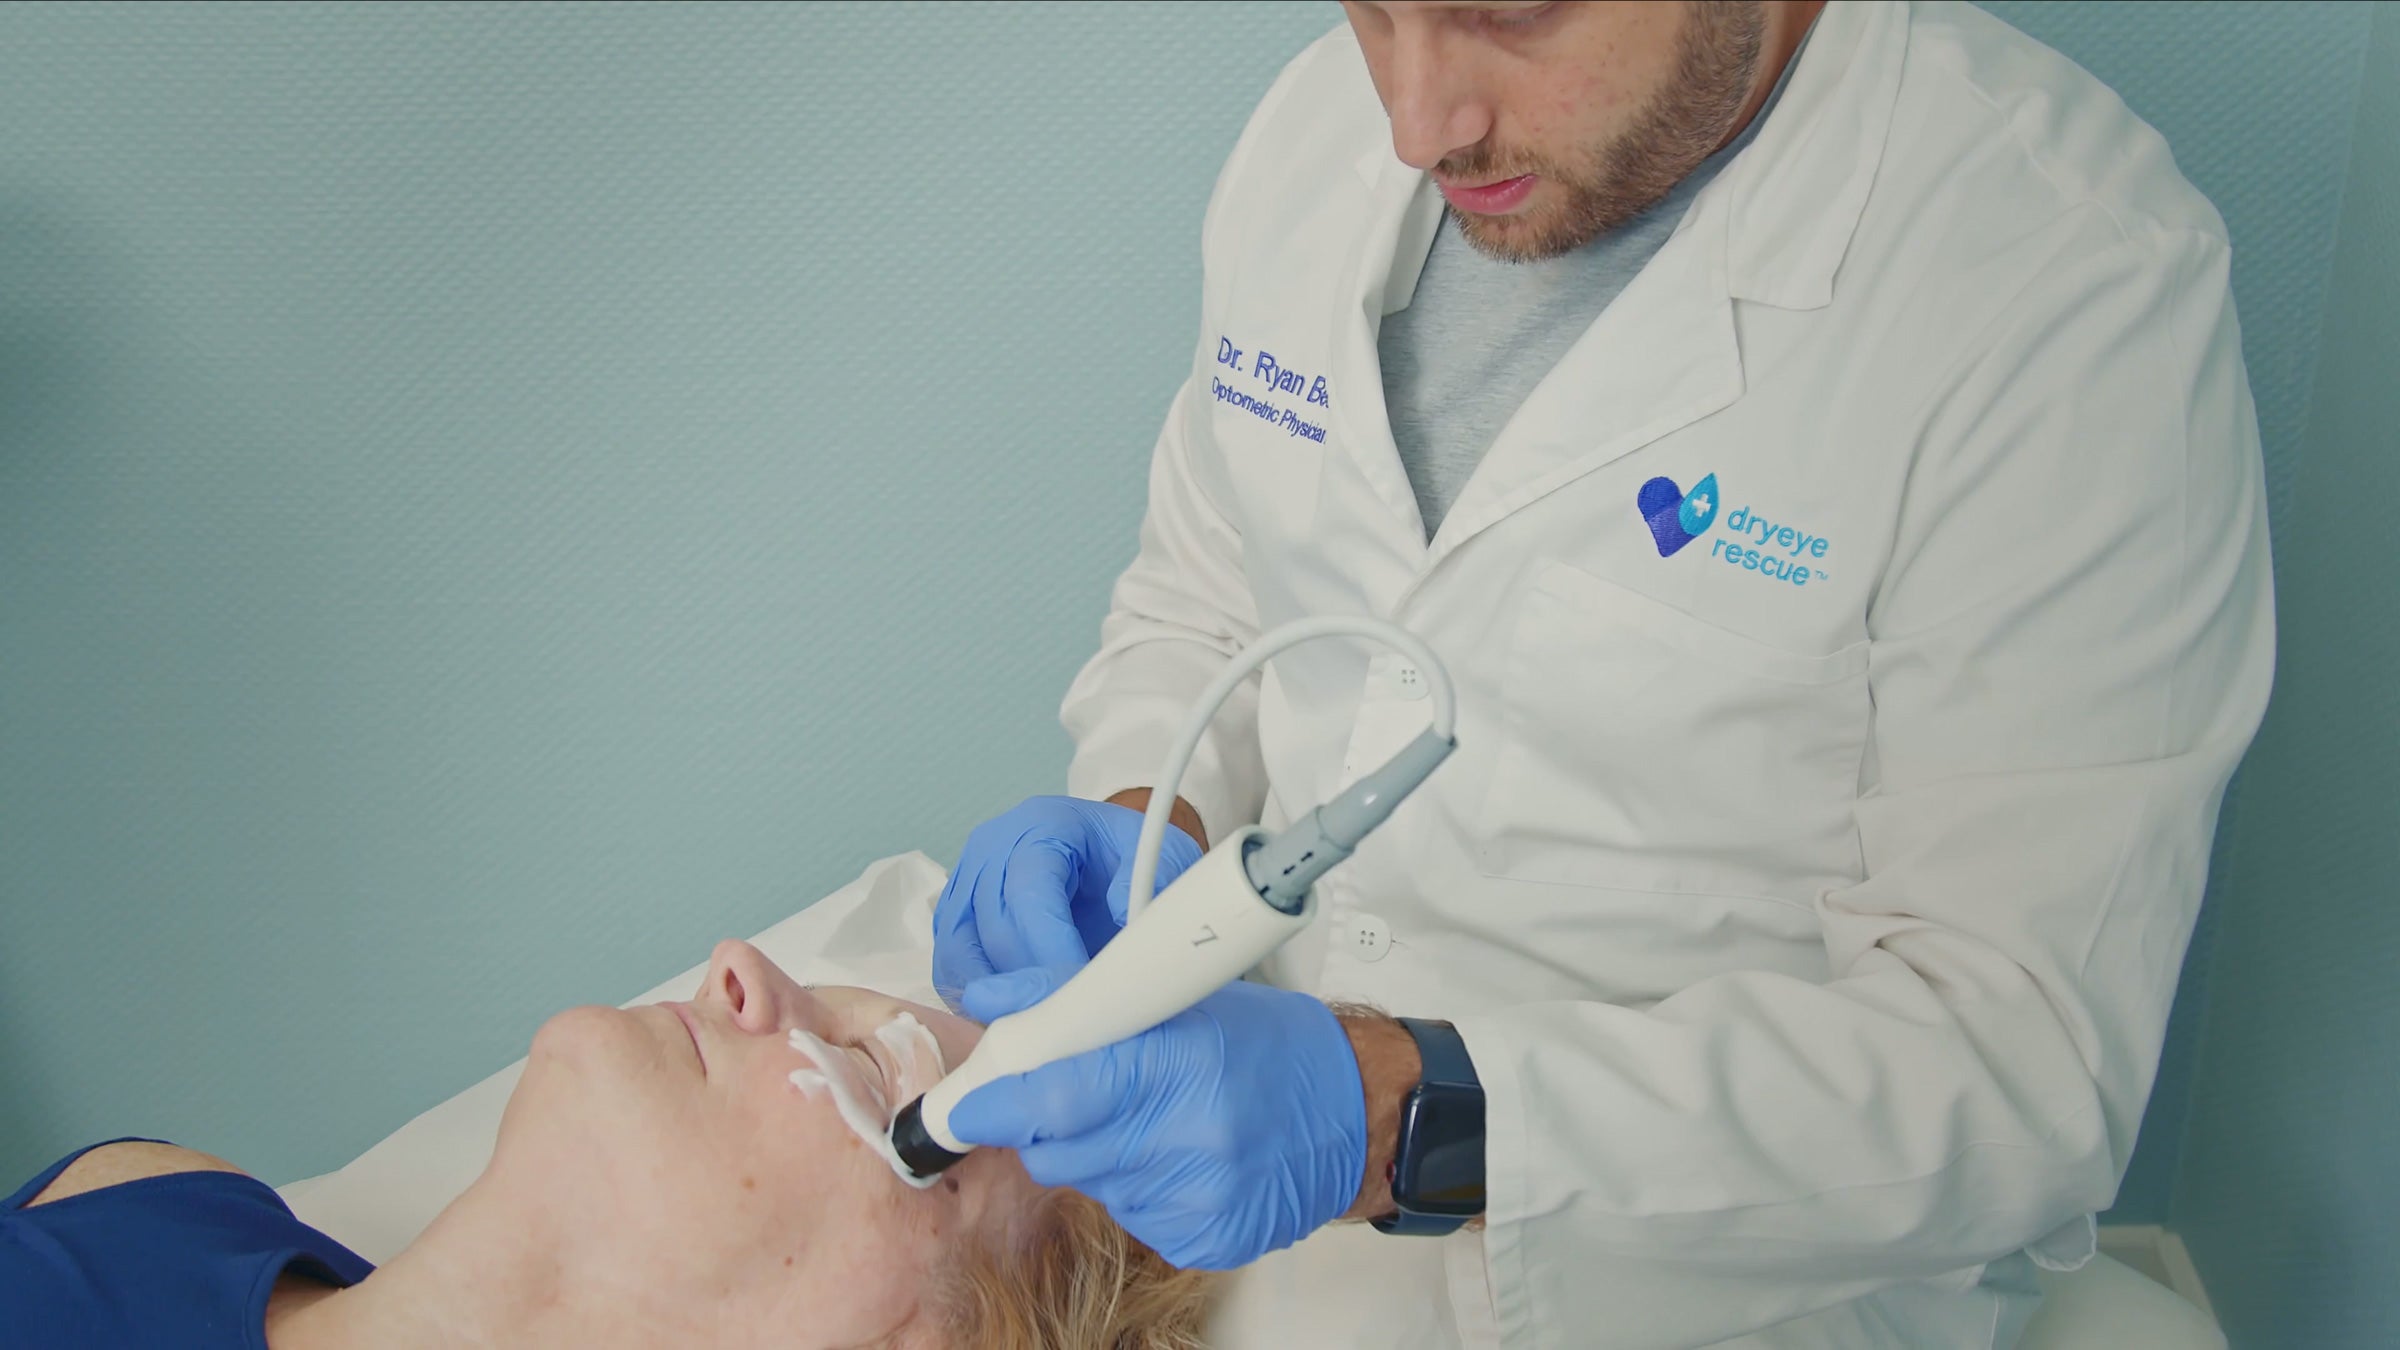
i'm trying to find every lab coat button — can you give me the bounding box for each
[1346,913,1391,961]
[1393,664,1428,700]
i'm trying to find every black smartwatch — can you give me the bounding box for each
[1371,1017,1486,1236]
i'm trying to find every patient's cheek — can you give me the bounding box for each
[806,1208,946,1339]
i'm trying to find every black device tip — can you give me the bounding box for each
[890,1096,969,1179]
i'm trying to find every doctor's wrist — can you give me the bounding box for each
[1102,787,1209,852]
[1334,1010,1418,1222]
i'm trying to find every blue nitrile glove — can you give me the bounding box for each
[932,796,1204,1011]
[948,965,1368,1270]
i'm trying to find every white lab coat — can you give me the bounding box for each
[1059,3,2274,1347]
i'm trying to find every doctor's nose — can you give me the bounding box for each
[1380,27,1493,169]
[698,938,788,1036]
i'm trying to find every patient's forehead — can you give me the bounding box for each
[810,983,962,1027]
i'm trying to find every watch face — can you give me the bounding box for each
[1392,1083,1485,1215]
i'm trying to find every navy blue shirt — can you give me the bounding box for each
[1,1139,373,1349]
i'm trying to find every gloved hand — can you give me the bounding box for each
[948,964,1368,1271]
[931,796,1204,1010]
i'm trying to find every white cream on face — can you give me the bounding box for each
[787,1011,950,1189]
[873,1012,948,1103]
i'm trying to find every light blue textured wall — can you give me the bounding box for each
[0,0,2372,1218]
[1974,0,2378,1225]
[2170,4,2400,1345]
[0,0,1339,1185]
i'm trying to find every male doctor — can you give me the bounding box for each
[931,2,2274,1346]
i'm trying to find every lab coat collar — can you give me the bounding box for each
[1718,0,1908,312]
[1322,0,1907,578]
[1322,154,1449,546]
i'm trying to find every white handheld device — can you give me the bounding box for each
[889,616,1458,1180]
[893,825,1293,1161]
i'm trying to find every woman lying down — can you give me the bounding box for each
[2,939,1215,1348]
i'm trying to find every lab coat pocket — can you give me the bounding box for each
[1476,562,1870,902]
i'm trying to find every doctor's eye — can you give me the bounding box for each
[1471,3,1557,34]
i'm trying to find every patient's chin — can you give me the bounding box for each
[499,1006,662,1143]
[528,1003,631,1059]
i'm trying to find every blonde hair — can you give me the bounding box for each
[939,1186,1218,1349]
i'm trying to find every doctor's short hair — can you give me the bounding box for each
[939,1185,1218,1349]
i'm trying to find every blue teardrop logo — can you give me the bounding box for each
[1636,472,1722,557]
[1677,473,1720,537]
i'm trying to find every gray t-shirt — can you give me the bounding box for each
[1378,54,1802,540]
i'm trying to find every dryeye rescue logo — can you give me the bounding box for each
[1638,473,1832,587]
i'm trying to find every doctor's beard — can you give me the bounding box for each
[1444,0,1767,263]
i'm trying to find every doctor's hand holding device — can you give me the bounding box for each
[894,617,1459,1270]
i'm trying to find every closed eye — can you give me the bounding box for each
[844,1041,892,1093]
[1472,2,1556,34]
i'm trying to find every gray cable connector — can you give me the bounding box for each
[1242,729,1458,914]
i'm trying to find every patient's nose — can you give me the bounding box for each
[700,939,784,1035]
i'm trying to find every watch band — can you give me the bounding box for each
[1372,1017,1484,1237]
[1372,1204,1471,1236]
[1399,1015,1478,1090]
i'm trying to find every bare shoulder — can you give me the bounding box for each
[25,1141,250,1207]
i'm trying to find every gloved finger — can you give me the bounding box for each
[967,840,1044,976]
[948,1050,1127,1152]
[930,856,1002,1009]
[991,837,1095,974]
[1100,870,1138,939]
[930,939,991,1015]
[1009,1128,1134,1192]
[930,851,975,933]
[959,965,1063,1023]
[1131,1210,1239,1272]
[1074,891,1124,960]
[1100,823,1206,928]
